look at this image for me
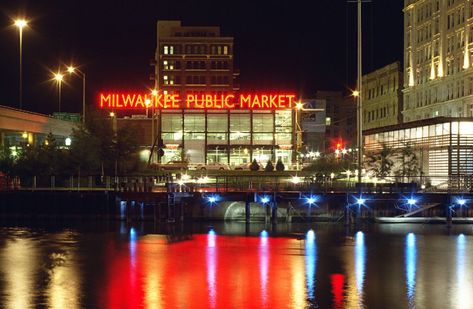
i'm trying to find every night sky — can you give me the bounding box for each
[0,0,403,115]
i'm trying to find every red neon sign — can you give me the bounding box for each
[99,92,296,110]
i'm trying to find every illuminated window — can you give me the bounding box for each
[217,46,222,54]
[170,46,174,54]
[326,117,332,125]
[164,46,169,55]
[223,46,228,55]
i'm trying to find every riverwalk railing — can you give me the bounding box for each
[2,174,472,193]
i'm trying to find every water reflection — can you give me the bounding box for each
[346,231,366,308]
[1,224,473,308]
[259,229,269,306]
[207,229,217,308]
[0,238,38,309]
[304,230,317,305]
[455,234,472,309]
[405,233,416,308]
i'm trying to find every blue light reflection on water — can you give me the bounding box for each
[405,233,416,307]
[355,231,366,295]
[259,230,269,305]
[305,230,317,303]
[207,228,217,308]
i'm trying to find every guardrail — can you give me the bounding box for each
[1,174,472,193]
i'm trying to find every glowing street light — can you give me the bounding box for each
[290,175,302,184]
[66,65,86,123]
[53,72,64,112]
[261,196,270,204]
[14,18,28,109]
[352,90,359,97]
[109,112,115,117]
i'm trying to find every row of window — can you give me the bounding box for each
[364,105,394,123]
[163,60,230,71]
[406,77,473,108]
[161,132,292,142]
[163,44,230,55]
[365,78,398,100]
[162,75,231,85]
[161,112,292,133]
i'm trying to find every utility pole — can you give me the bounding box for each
[357,0,363,186]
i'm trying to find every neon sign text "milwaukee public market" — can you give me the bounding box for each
[99,93,296,110]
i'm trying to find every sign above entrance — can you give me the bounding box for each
[99,93,296,110]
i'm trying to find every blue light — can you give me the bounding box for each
[355,231,366,294]
[207,194,219,205]
[307,196,317,205]
[457,198,466,206]
[208,228,216,248]
[129,227,137,241]
[407,198,417,206]
[260,230,268,237]
[357,198,365,205]
[306,229,315,242]
[405,233,417,304]
[261,196,270,204]
[305,229,317,302]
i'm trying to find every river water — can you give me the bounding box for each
[0,222,472,309]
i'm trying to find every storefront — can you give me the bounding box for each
[106,92,296,167]
[364,117,473,185]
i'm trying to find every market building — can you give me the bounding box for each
[102,20,300,167]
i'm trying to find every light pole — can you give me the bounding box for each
[53,72,64,112]
[14,19,28,109]
[356,0,363,186]
[67,66,86,123]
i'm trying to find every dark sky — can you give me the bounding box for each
[0,0,403,115]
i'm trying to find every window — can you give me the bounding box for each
[207,114,228,132]
[326,117,332,126]
[164,46,169,55]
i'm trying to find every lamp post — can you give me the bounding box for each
[66,66,86,123]
[53,72,63,112]
[14,19,28,109]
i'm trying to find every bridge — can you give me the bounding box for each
[0,105,77,147]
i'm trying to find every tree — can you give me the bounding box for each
[394,142,419,181]
[264,160,274,172]
[275,158,285,171]
[250,159,260,171]
[366,143,394,178]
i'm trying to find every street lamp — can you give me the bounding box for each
[66,65,86,123]
[14,18,28,109]
[53,72,64,112]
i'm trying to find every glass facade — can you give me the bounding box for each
[364,119,473,185]
[159,110,294,166]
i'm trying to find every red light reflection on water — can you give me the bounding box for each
[103,234,311,308]
[331,273,345,309]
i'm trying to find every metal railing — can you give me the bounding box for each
[1,174,472,193]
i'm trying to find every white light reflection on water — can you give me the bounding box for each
[305,230,317,304]
[405,233,416,308]
[259,230,269,306]
[455,234,472,309]
[355,231,366,295]
[207,229,217,309]
[0,238,38,309]
[346,231,366,308]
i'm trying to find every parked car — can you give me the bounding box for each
[155,160,189,170]
[196,162,230,171]
[234,161,264,171]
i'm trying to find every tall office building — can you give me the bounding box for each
[362,61,403,130]
[153,20,238,96]
[403,0,473,122]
